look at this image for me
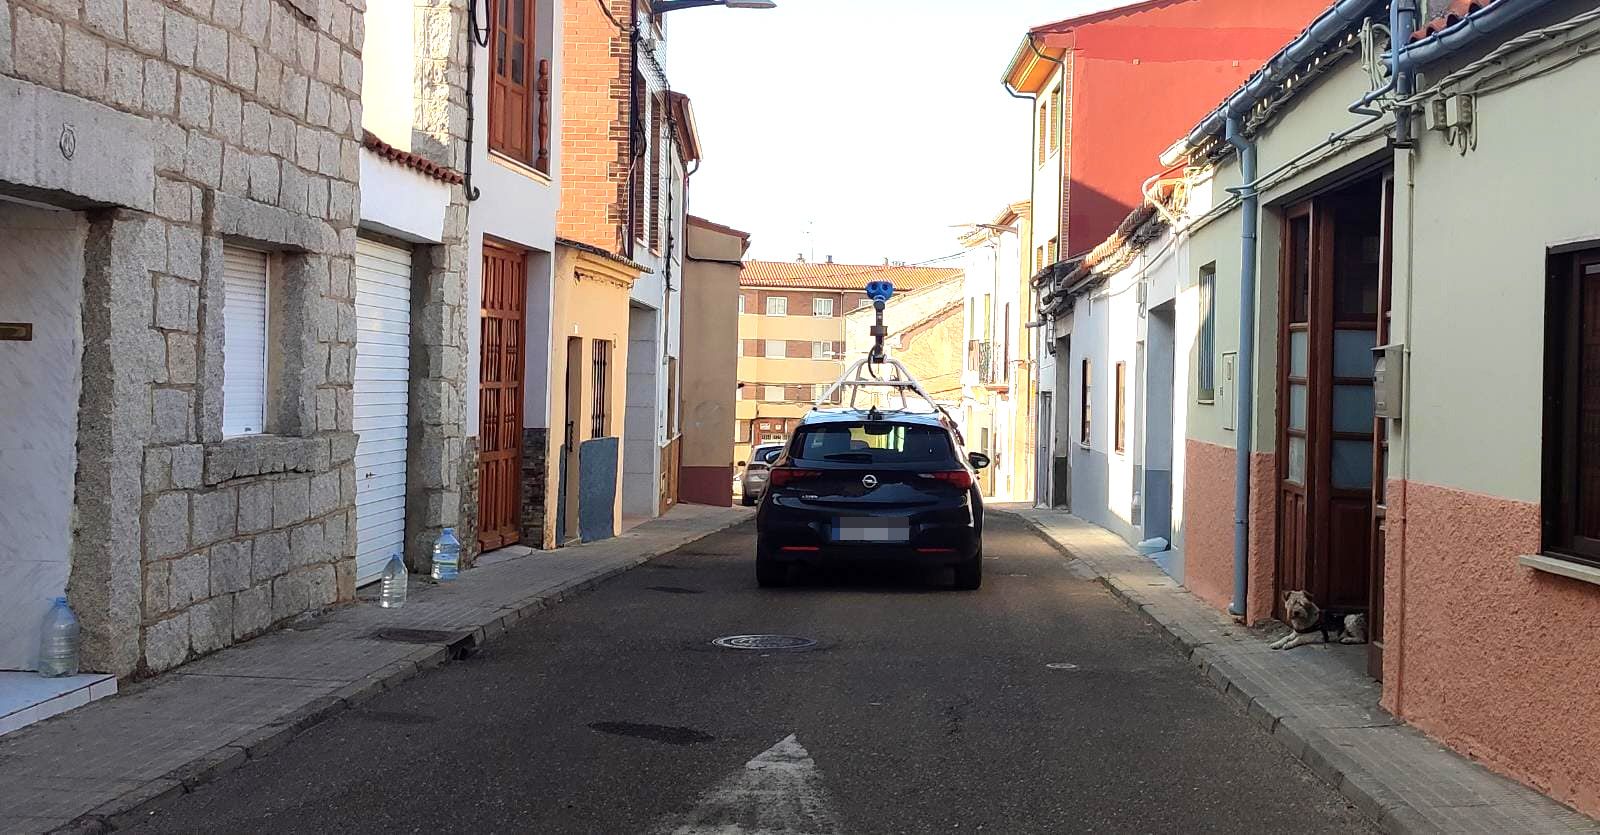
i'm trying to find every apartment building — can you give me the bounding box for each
[735,260,962,466]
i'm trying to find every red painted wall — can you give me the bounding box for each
[1053,0,1327,256]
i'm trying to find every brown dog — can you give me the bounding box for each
[1268,590,1368,650]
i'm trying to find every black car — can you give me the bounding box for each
[754,408,988,589]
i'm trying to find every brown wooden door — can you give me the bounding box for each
[1277,180,1384,621]
[478,242,526,551]
[1277,204,1315,609]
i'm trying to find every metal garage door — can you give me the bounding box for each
[353,238,412,585]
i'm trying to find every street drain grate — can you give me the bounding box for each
[369,628,460,644]
[711,634,819,651]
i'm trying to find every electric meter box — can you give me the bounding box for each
[1373,343,1404,419]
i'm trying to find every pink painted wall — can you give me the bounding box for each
[1382,479,1600,818]
[1182,439,1277,623]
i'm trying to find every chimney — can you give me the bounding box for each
[796,252,805,263]
[826,255,833,264]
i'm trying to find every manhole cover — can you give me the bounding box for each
[711,634,818,651]
[1045,662,1079,670]
[369,628,459,644]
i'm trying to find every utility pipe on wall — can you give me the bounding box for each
[1224,115,1258,619]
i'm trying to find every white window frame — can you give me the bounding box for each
[764,385,784,401]
[222,245,270,437]
[765,339,785,359]
[812,297,834,317]
[738,295,745,314]
[812,340,831,359]
[765,296,788,316]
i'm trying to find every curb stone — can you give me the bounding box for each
[49,511,751,834]
[1004,509,1439,834]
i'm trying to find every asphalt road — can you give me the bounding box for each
[129,514,1372,834]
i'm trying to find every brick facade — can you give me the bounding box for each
[557,0,632,255]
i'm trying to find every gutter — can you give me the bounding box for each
[1400,0,1559,68]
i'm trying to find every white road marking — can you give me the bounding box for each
[660,734,842,835]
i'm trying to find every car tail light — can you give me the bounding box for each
[921,470,974,489]
[767,468,821,488]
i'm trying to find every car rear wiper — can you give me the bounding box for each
[821,452,873,462]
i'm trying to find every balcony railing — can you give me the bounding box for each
[967,340,994,385]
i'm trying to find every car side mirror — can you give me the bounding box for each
[968,451,990,470]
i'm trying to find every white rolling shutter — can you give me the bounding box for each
[222,246,269,436]
[353,239,413,585]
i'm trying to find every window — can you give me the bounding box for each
[764,339,784,359]
[1198,263,1217,402]
[591,339,612,437]
[738,295,745,314]
[1050,83,1063,153]
[793,423,956,466]
[222,245,269,436]
[982,294,992,340]
[812,297,834,317]
[1080,357,1091,446]
[649,92,666,253]
[630,70,646,247]
[665,356,678,436]
[812,341,832,359]
[765,296,787,316]
[1114,361,1127,453]
[764,385,783,401]
[1037,99,1048,165]
[1047,237,1058,265]
[488,0,537,164]
[1002,304,1011,381]
[1542,248,1600,566]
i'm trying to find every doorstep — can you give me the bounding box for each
[999,505,1600,835]
[0,503,752,835]
[0,672,117,738]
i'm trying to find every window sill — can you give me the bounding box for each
[1197,397,1215,406]
[488,151,551,185]
[1518,554,1600,588]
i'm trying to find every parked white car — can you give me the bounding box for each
[739,443,786,506]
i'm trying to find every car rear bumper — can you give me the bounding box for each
[757,503,980,564]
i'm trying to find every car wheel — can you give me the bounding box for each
[741,493,755,507]
[953,545,982,591]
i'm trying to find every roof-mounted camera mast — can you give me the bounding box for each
[813,281,960,431]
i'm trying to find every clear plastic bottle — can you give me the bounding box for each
[38,597,80,678]
[431,527,461,582]
[378,553,408,608]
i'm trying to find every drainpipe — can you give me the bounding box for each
[1225,115,1258,620]
[1392,0,1419,145]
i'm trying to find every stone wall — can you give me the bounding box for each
[519,427,547,545]
[402,0,473,573]
[4,0,365,675]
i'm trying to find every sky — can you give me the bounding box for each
[664,0,1128,267]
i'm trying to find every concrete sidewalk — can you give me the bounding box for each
[1002,505,1599,835]
[0,504,751,835]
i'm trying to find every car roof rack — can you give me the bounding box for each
[812,280,962,434]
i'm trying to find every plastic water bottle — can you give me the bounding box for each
[378,553,408,608]
[38,597,80,677]
[431,527,461,582]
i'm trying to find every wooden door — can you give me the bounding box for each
[1276,204,1315,610]
[561,336,583,544]
[478,242,526,551]
[1277,181,1383,621]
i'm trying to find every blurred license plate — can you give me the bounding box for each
[833,517,909,542]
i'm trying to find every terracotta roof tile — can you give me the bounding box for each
[739,260,962,291]
[1411,0,1498,41]
[361,130,464,185]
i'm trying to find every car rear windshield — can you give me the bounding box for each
[790,423,956,465]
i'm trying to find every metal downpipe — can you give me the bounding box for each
[1225,115,1258,619]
